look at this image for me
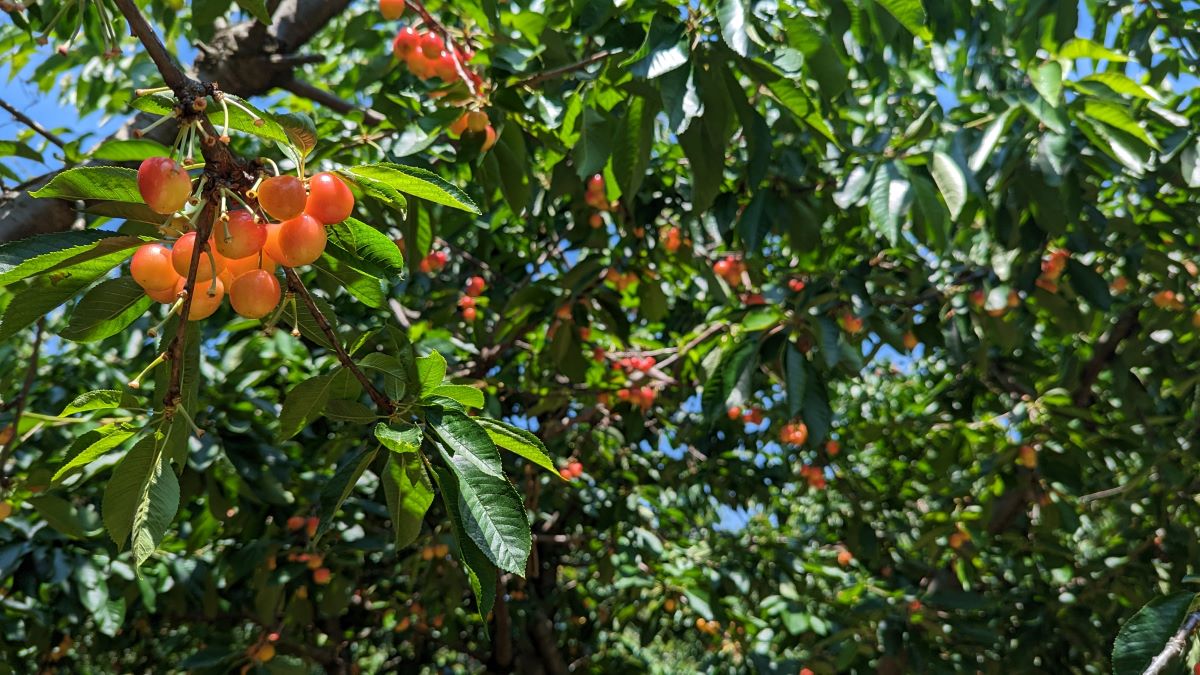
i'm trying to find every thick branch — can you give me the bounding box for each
[284,268,394,413]
[281,78,384,126]
[0,319,44,488]
[1143,611,1200,675]
[0,97,66,148]
[163,204,215,411]
[112,0,188,92]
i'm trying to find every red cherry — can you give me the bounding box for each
[130,243,180,291]
[559,468,572,480]
[481,125,498,152]
[224,250,277,282]
[380,0,405,19]
[145,285,178,304]
[215,210,266,260]
[406,51,436,79]
[458,295,476,309]
[587,174,604,194]
[257,175,307,221]
[449,114,470,137]
[393,28,419,60]
[176,276,224,321]
[172,232,225,282]
[713,258,732,277]
[788,278,805,292]
[419,32,444,59]
[277,213,327,267]
[305,172,354,224]
[434,51,460,81]
[465,276,486,296]
[286,515,305,531]
[589,213,603,228]
[229,269,281,319]
[567,461,583,477]
[312,568,332,585]
[137,157,191,215]
[727,406,742,420]
[462,306,477,321]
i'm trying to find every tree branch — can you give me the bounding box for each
[1143,611,1200,675]
[281,77,384,126]
[0,97,66,148]
[284,268,394,413]
[403,0,477,96]
[1073,307,1140,407]
[0,319,44,489]
[511,49,623,89]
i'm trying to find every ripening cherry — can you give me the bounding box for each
[286,515,305,531]
[172,232,226,282]
[263,222,287,266]
[1017,444,1038,469]
[902,331,918,351]
[467,110,489,133]
[465,276,486,297]
[224,250,277,283]
[305,516,319,538]
[137,157,192,215]
[278,213,327,266]
[176,276,224,321]
[305,172,354,224]
[663,226,681,253]
[589,213,603,229]
[449,114,470,137]
[257,175,307,221]
[419,32,444,59]
[559,467,572,480]
[462,306,477,322]
[481,125,498,152]
[407,51,436,79]
[837,549,853,566]
[434,51,460,81]
[215,210,267,260]
[392,27,419,59]
[713,258,733,278]
[788,278,805,292]
[587,174,604,194]
[727,406,742,420]
[567,461,583,477]
[312,567,332,585]
[458,295,476,310]
[380,0,405,19]
[229,269,281,319]
[145,285,178,303]
[130,243,180,291]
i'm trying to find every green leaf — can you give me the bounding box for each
[1081,99,1159,149]
[968,107,1015,173]
[274,111,317,157]
[494,124,531,215]
[717,0,753,56]
[930,151,967,220]
[61,389,139,416]
[868,162,911,246]
[345,163,479,214]
[1077,72,1159,101]
[61,276,153,342]
[1112,593,1197,675]
[475,417,560,478]
[0,245,138,341]
[382,452,434,549]
[29,166,145,203]
[337,170,408,212]
[1066,259,1113,311]
[612,96,660,200]
[28,495,90,539]
[314,254,386,308]
[235,0,271,24]
[431,465,497,621]
[416,350,447,395]
[428,409,531,576]
[277,372,342,440]
[0,231,143,287]
[1031,61,1063,103]
[53,423,137,483]
[874,0,932,40]
[101,434,179,568]
[375,423,422,454]
[429,384,484,409]
[326,219,406,278]
[785,343,808,418]
[90,139,171,161]
[324,399,377,423]
[1060,37,1128,63]
[315,447,379,541]
[0,140,41,161]
[213,95,291,145]
[574,107,613,180]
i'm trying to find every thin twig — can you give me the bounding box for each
[281,77,384,126]
[284,268,393,413]
[1143,611,1200,675]
[511,48,623,89]
[0,319,44,489]
[0,97,66,148]
[655,322,727,371]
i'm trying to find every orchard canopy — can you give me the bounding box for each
[2,0,1200,672]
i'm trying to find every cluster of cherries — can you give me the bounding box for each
[712,255,745,287]
[799,464,826,490]
[585,174,613,228]
[780,421,809,445]
[725,406,764,425]
[615,385,657,411]
[457,274,485,321]
[130,155,355,321]
[282,515,332,584]
[1035,248,1070,293]
[614,355,656,374]
[603,267,639,292]
[418,249,449,274]
[558,460,583,481]
[660,225,683,254]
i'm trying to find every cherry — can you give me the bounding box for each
[286,515,305,531]
[257,175,307,221]
[465,276,486,296]
[380,0,405,19]
[392,27,419,59]
[902,331,918,351]
[223,250,277,284]
[663,226,681,253]
[263,222,287,266]
[727,406,742,420]
[312,568,332,585]
[567,461,583,477]
[278,213,327,266]
[305,172,354,224]
[467,110,489,132]
[130,243,180,291]
[229,269,281,319]
[587,174,604,194]
[713,258,733,278]
[826,440,840,456]
[419,32,443,59]
[589,213,603,228]
[462,306,477,321]
[137,157,192,215]
[305,516,319,537]
[781,421,808,445]
[434,51,460,81]
[176,276,224,321]
[1017,444,1037,469]
[837,549,853,566]
[788,278,805,292]
[481,125,498,152]
[559,467,572,480]
[215,210,267,260]
[172,232,226,282]
[406,51,436,79]
[145,285,179,304]
[449,114,470,137]
[458,295,476,309]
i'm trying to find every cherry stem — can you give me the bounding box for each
[284,268,394,413]
[128,350,168,389]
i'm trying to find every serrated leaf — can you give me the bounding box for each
[382,452,434,549]
[89,139,171,161]
[0,248,137,341]
[315,447,379,541]
[277,372,339,440]
[61,276,153,342]
[475,418,559,478]
[326,219,406,277]
[375,423,422,454]
[274,112,317,156]
[717,0,752,56]
[28,495,90,539]
[314,254,386,308]
[29,166,145,203]
[345,163,479,214]
[428,409,530,575]
[868,162,911,246]
[429,384,484,409]
[930,151,967,220]
[1112,593,1197,675]
[416,350,447,395]
[337,170,408,212]
[1060,37,1128,63]
[493,125,531,215]
[0,231,146,287]
[875,0,932,40]
[101,434,179,567]
[61,389,139,416]
[431,465,497,621]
